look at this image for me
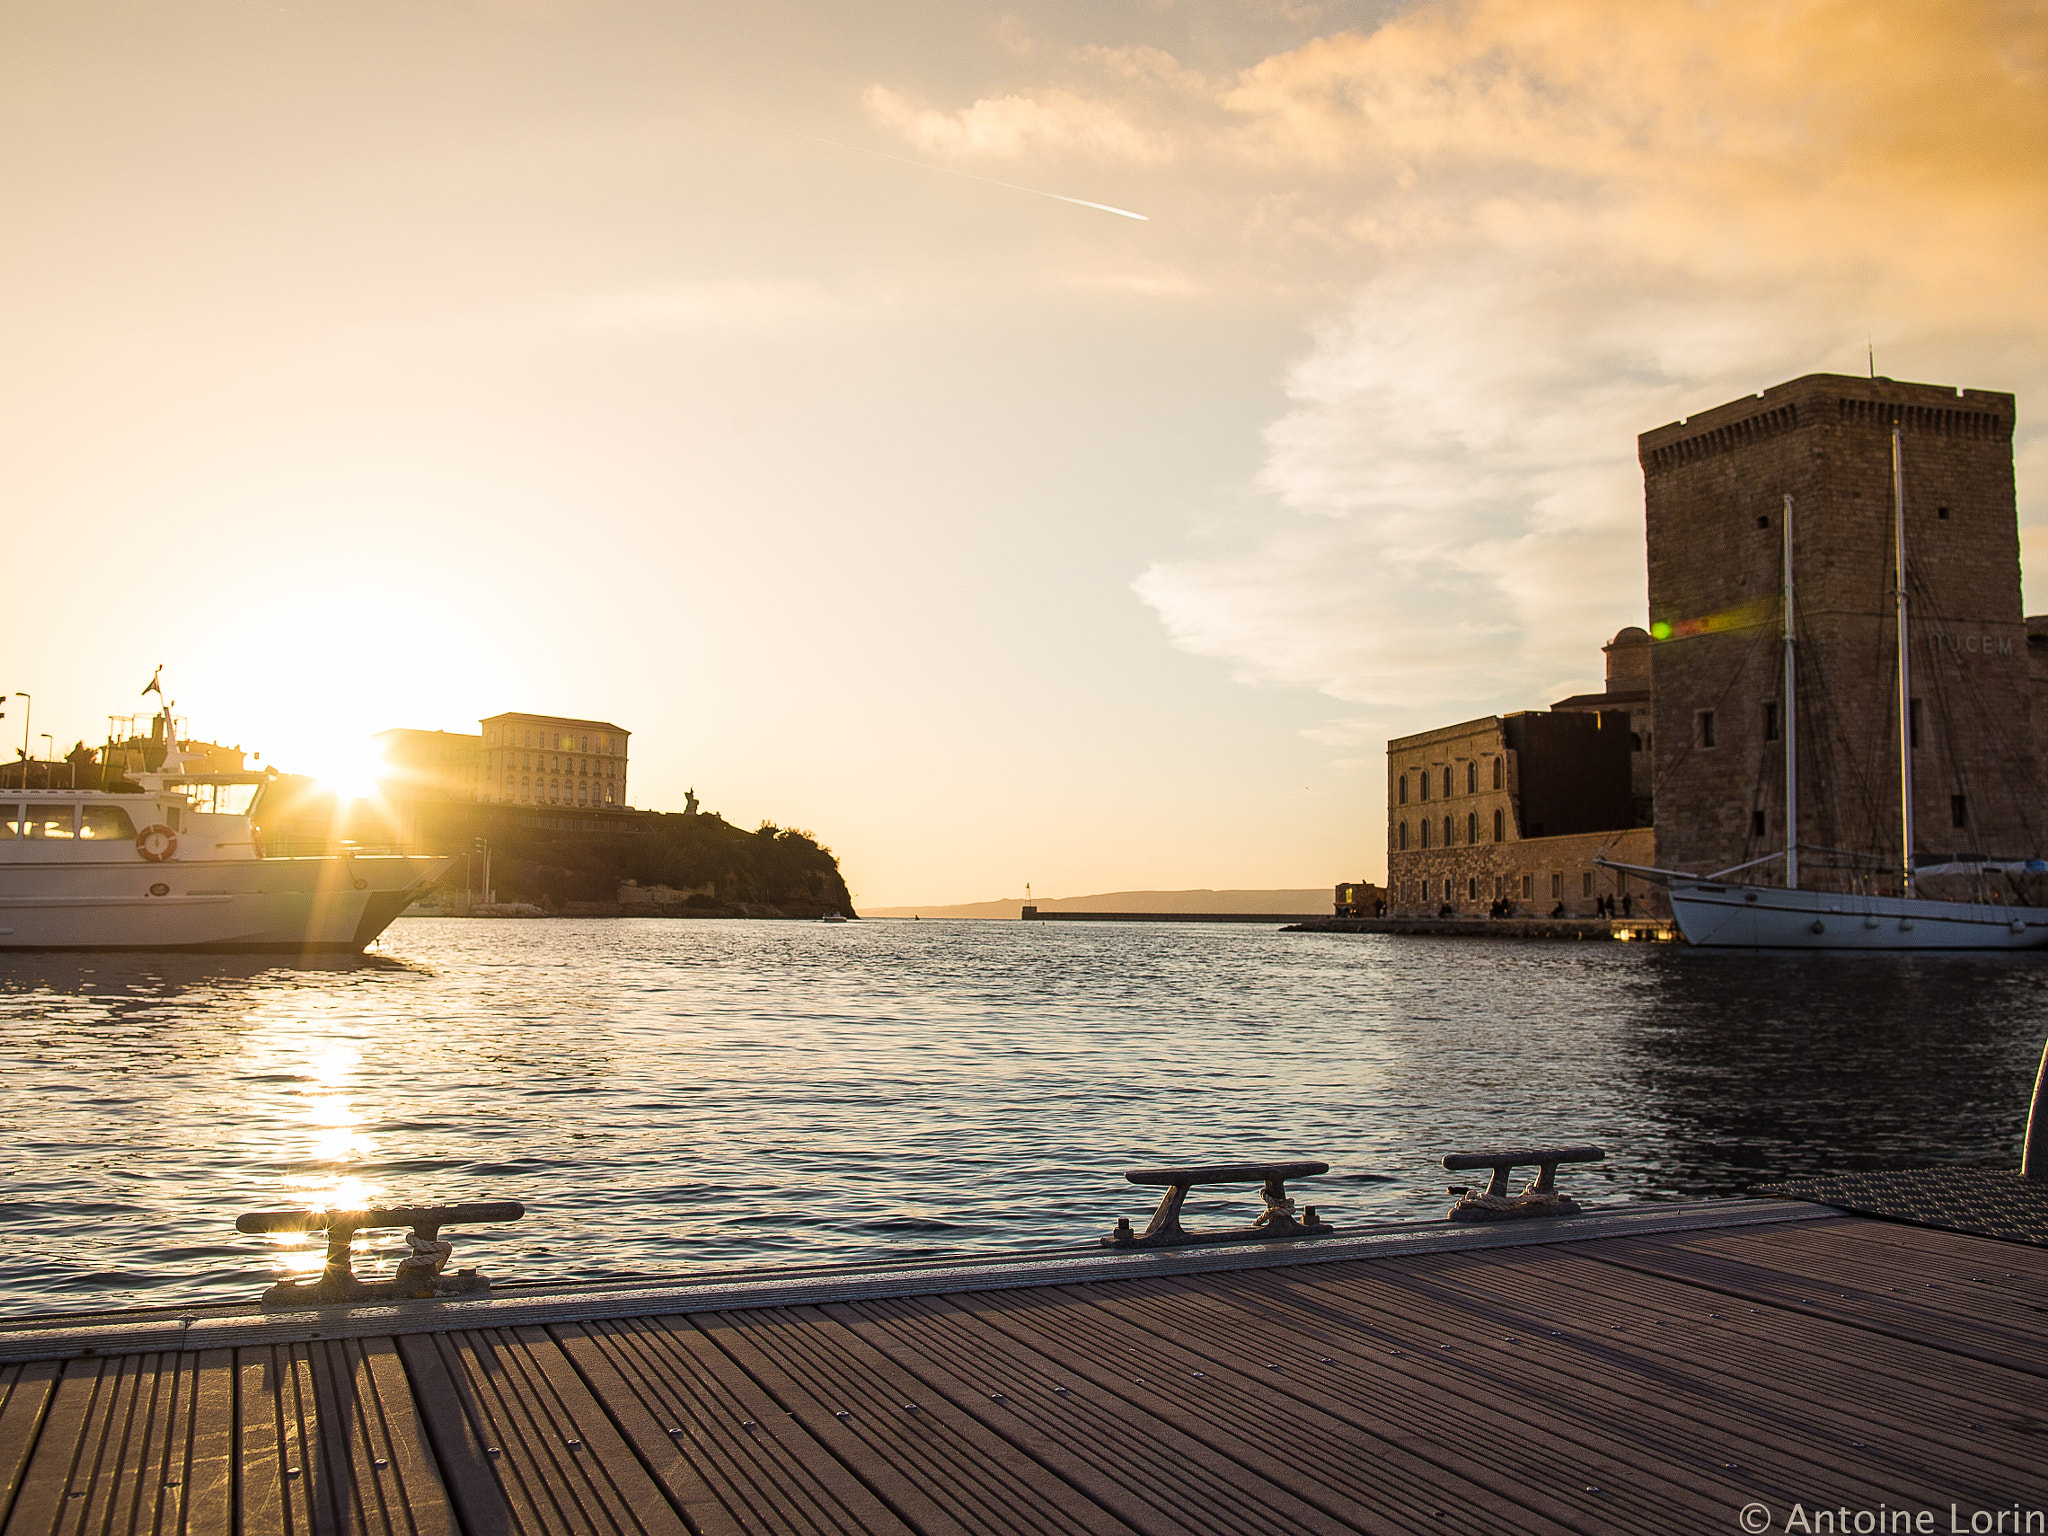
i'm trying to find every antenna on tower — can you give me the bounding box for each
[1868,339,1875,378]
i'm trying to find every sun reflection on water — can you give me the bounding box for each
[252,1037,391,1278]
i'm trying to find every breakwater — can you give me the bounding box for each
[1288,914,1678,940]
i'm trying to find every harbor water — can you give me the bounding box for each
[1,917,2044,1317]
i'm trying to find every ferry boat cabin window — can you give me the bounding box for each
[80,805,137,841]
[0,806,19,837]
[25,805,77,839]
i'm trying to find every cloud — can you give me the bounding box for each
[861,83,1176,164]
[1116,0,2048,713]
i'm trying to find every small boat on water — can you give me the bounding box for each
[0,706,450,952]
[818,910,848,924]
[1604,427,2048,950]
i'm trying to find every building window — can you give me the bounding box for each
[1466,811,1477,844]
[1420,819,1430,849]
[1493,808,1505,842]
[1752,808,1766,837]
[1952,794,1969,829]
[1418,771,1429,802]
[1910,697,1922,750]
[1492,757,1503,789]
[1399,821,1409,851]
[1764,702,1780,742]
[1467,876,1478,901]
[1698,710,1717,749]
[1582,872,1593,897]
[1443,815,1453,847]
[1441,766,1452,798]
[1521,874,1533,900]
[1551,872,1562,898]
[1398,774,1408,805]
[1466,761,1476,794]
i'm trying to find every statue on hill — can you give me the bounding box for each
[684,787,700,816]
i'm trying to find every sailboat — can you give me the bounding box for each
[1602,428,2048,949]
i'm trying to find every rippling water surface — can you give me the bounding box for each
[2,917,2045,1317]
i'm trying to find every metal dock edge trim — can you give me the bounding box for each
[0,1197,1836,1363]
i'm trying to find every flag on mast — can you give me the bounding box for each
[141,666,163,698]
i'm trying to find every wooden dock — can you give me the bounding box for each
[2,1198,2044,1533]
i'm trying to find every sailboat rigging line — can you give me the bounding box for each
[1894,425,1915,892]
[1782,492,1797,889]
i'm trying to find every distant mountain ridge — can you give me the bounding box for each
[864,888,1335,919]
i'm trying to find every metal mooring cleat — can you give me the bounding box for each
[1103,1161,1333,1249]
[237,1201,524,1309]
[1442,1147,1603,1221]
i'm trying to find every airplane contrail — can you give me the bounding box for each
[789,132,1148,222]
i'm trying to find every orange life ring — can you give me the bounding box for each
[136,825,178,862]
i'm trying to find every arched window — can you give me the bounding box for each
[1466,761,1476,794]
[1398,775,1408,805]
[1493,808,1505,841]
[1492,757,1503,789]
[1443,815,1454,846]
[1420,819,1430,849]
[1442,766,1452,798]
[1399,821,1409,850]
[1466,812,1477,844]
[1419,771,1429,802]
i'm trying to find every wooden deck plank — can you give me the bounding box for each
[1649,1219,2048,1329]
[1449,1241,2048,1480]
[563,1316,906,1536]
[692,1307,1084,1536]
[937,1279,1601,1536]
[1292,1240,2046,1509]
[430,1327,690,1536]
[829,1292,1329,1536]
[235,1349,291,1536]
[3,1356,103,1536]
[799,1300,1210,1536]
[537,1323,748,1536]
[1584,1227,2048,1377]
[1214,1256,1930,1517]
[180,1350,236,1536]
[847,1294,1425,1536]
[0,1361,61,1533]
[1381,1248,2033,1508]
[1036,1268,1732,1536]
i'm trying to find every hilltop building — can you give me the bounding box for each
[479,713,630,809]
[1382,371,2047,916]
[371,712,632,853]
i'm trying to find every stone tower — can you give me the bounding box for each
[1639,374,2034,889]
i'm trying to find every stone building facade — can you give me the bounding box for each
[1385,682,1663,917]
[480,713,631,809]
[1552,626,1655,821]
[1640,374,2037,890]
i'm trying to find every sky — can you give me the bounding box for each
[4,0,2044,907]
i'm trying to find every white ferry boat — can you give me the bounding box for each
[0,718,450,952]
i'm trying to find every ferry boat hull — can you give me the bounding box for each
[0,853,451,951]
[1668,881,2048,950]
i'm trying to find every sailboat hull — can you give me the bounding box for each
[1669,881,2048,950]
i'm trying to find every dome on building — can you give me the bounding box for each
[1608,626,1651,647]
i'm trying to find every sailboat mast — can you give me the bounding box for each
[1782,493,1797,890]
[1893,426,1915,893]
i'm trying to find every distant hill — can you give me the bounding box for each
[864,888,1338,919]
